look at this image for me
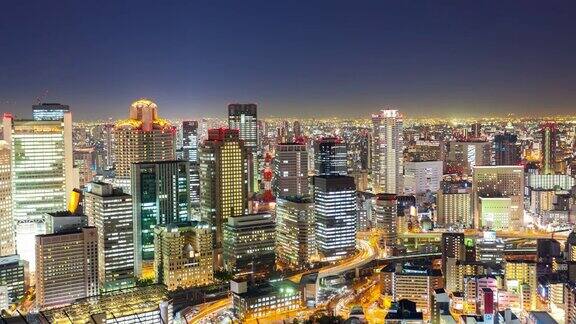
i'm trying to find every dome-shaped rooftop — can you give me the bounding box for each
[130,98,158,110]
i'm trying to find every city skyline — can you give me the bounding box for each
[2,1,576,119]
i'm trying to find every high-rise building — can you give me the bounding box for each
[199,128,248,266]
[446,141,491,175]
[493,133,521,166]
[276,196,316,268]
[3,111,76,272]
[478,197,512,230]
[228,104,259,193]
[73,147,95,188]
[473,166,524,228]
[371,109,403,194]
[273,142,309,198]
[154,221,213,290]
[131,160,191,278]
[314,137,347,176]
[403,160,443,195]
[314,175,357,260]
[35,227,99,310]
[0,255,26,306]
[437,189,472,227]
[541,122,557,175]
[182,120,199,162]
[0,141,14,256]
[32,103,70,121]
[182,121,200,208]
[113,99,176,192]
[84,182,134,292]
[223,213,276,274]
[441,232,465,281]
[475,231,505,264]
[374,194,397,250]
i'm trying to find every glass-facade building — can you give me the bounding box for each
[131,160,190,279]
[32,103,70,121]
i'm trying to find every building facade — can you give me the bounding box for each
[371,109,403,194]
[273,143,309,198]
[276,196,316,268]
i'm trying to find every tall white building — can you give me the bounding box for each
[3,112,77,272]
[84,182,134,292]
[228,103,259,193]
[403,160,443,195]
[371,109,403,194]
[314,175,357,261]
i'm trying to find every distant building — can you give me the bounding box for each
[273,143,309,198]
[374,193,397,250]
[154,221,213,290]
[371,109,403,194]
[446,141,491,175]
[314,137,347,176]
[228,104,259,193]
[403,160,443,195]
[437,189,472,227]
[493,133,521,166]
[540,122,557,175]
[113,99,176,192]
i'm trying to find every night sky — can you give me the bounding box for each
[1,1,576,119]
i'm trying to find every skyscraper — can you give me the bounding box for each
[273,143,309,198]
[131,160,191,278]
[0,141,14,257]
[276,196,316,268]
[32,103,70,121]
[472,166,524,229]
[3,111,76,271]
[35,227,99,310]
[314,175,357,260]
[541,122,557,175]
[314,137,347,176]
[493,132,521,166]
[446,141,491,175]
[199,128,248,266]
[182,120,200,208]
[371,109,403,194]
[154,221,213,290]
[223,213,276,274]
[228,103,259,193]
[113,99,176,192]
[441,232,465,279]
[374,193,397,251]
[84,182,134,292]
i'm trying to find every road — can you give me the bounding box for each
[190,238,376,323]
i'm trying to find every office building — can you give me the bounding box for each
[131,160,191,278]
[45,211,87,234]
[437,189,472,227]
[35,227,98,310]
[32,103,70,121]
[223,213,276,274]
[493,133,521,166]
[182,121,200,207]
[199,128,248,266]
[314,175,357,260]
[446,141,491,175]
[473,166,524,228]
[0,141,14,256]
[273,142,309,197]
[371,109,403,194]
[3,111,76,272]
[478,197,512,230]
[403,160,443,195]
[0,255,26,305]
[73,147,95,188]
[154,221,213,290]
[84,182,134,291]
[541,122,557,175]
[40,285,173,324]
[276,196,316,268]
[475,231,505,264]
[374,193,397,250]
[231,280,301,321]
[113,99,176,192]
[314,137,347,176]
[228,103,259,193]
